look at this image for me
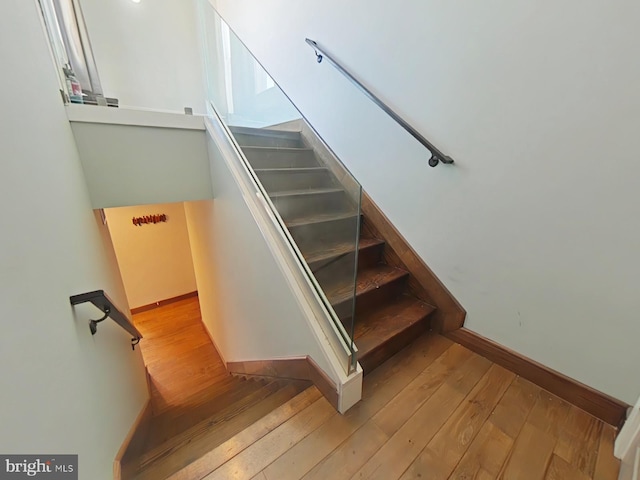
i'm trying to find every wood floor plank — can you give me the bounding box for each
[134,297,230,415]
[359,334,454,415]
[371,343,473,437]
[350,353,492,480]
[449,375,538,479]
[594,424,621,480]
[545,454,591,480]
[301,422,389,480]
[500,422,556,480]
[167,387,322,480]
[527,389,572,437]
[203,397,336,480]
[261,335,453,480]
[554,405,603,476]
[448,421,513,480]
[489,376,539,439]
[136,311,622,480]
[399,364,515,479]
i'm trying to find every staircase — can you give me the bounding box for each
[119,296,312,480]
[231,125,437,374]
[121,375,310,479]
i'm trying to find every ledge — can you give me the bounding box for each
[66,104,206,130]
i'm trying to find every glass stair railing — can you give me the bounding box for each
[201,3,362,373]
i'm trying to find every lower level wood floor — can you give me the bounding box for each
[134,295,227,415]
[169,333,620,480]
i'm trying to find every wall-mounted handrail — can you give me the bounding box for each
[70,290,142,350]
[305,38,454,167]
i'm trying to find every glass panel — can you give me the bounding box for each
[201,3,362,372]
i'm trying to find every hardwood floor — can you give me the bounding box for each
[169,333,620,480]
[120,297,310,479]
[134,296,228,415]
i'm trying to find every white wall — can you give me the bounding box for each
[0,1,148,477]
[211,0,640,404]
[69,116,212,209]
[105,203,197,309]
[79,0,205,113]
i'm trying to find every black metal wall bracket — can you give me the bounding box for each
[89,307,110,335]
[429,154,455,167]
[70,290,143,351]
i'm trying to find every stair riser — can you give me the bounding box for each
[306,242,383,273]
[332,275,408,319]
[358,317,431,374]
[355,276,407,317]
[356,243,384,271]
[256,169,335,192]
[310,246,386,297]
[272,191,353,223]
[243,148,319,169]
[233,132,305,148]
[288,216,361,255]
[312,253,358,298]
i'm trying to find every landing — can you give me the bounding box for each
[133,296,226,415]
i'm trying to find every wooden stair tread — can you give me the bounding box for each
[269,187,344,198]
[147,375,244,417]
[168,386,323,480]
[327,264,408,306]
[354,295,436,358]
[305,237,384,266]
[286,211,359,228]
[146,377,267,443]
[241,145,313,153]
[136,380,284,471]
[132,381,311,480]
[254,167,329,173]
[229,126,302,139]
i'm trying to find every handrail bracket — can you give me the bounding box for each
[70,290,142,350]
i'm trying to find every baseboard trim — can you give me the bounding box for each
[227,356,339,411]
[361,192,466,332]
[113,398,152,480]
[446,327,629,426]
[130,291,198,315]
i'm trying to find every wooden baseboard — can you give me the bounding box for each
[227,356,339,410]
[113,398,152,480]
[446,327,629,427]
[130,291,198,315]
[361,192,466,332]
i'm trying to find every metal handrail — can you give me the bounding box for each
[70,290,142,350]
[305,38,454,167]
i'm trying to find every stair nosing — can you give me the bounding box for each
[286,212,360,228]
[254,167,329,173]
[327,265,409,306]
[269,187,344,198]
[241,146,313,153]
[354,296,436,358]
[305,238,384,266]
[229,126,302,139]
[136,380,283,470]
